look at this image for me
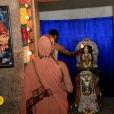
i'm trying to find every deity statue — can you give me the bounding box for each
[75,38,102,114]
[79,45,93,69]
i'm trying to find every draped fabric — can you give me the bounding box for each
[20,35,68,114]
[40,16,114,94]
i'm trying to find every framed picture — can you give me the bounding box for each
[0,6,13,67]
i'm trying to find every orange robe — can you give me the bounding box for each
[20,60,68,114]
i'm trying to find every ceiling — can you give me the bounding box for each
[38,0,113,11]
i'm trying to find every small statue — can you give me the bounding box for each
[79,45,93,69]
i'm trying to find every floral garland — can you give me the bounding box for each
[19,0,30,66]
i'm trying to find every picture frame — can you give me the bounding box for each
[0,6,14,67]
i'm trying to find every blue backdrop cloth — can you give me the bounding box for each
[40,16,114,94]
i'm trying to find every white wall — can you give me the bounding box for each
[39,6,112,20]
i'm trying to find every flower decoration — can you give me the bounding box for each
[19,0,30,66]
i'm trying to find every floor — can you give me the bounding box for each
[68,97,114,114]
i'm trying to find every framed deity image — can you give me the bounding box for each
[0,6,13,67]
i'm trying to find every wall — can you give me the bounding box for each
[39,6,113,20]
[0,0,24,114]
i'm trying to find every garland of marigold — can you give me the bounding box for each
[19,0,30,66]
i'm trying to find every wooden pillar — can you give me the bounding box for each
[31,0,40,57]
[24,0,40,58]
[112,0,114,29]
[31,0,62,57]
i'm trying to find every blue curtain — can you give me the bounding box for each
[40,16,114,94]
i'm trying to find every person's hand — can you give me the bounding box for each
[0,44,9,53]
[76,48,82,54]
[2,33,8,38]
[76,44,84,54]
[0,34,9,53]
[2,58,7,63]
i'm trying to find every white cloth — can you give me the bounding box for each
[53,49,58,60]
[78,71,100,113]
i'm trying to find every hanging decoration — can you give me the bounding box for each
[18,0,26,4]
[19,0,30,66]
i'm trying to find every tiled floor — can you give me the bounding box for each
[68,97,114,114]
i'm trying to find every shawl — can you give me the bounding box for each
[20,35,68,114]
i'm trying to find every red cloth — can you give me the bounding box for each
[21,28,28,42]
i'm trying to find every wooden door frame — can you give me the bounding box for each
[31,0,63,57]
[30,0,40,57]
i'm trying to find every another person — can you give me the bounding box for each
[49,29,81,60]
[20,34,73,114]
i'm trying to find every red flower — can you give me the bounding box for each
[21,28,28,42]
[19,0,26,4]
